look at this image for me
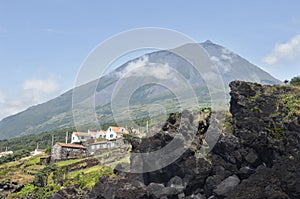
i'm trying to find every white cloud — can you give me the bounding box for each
[23,77,60,105]
[262,34,300,65]
[0,77,61,120]
[209,48,235,73]
[210,56,232,73]
[117,55,176,80]
[24,78,59,93]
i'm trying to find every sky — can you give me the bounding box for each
[0,0,300,120]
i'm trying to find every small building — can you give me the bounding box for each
[105,126,128,140]
[88,130,101,139]
[88,141,109,155]
[87,138,125,155]
[98,130,106,138]
[109,138,125,148]
[39,155,51,165]
[71,132,90,143]
[0,150,13,157]
[32,148,46,156]
[51,142,87,161]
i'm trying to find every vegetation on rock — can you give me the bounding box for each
[290,76,300,86]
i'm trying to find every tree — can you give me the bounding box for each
[45,146,52,155]
[290,76,300,86]
[33,164,57,187]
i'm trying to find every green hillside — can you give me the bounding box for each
[0,41,281,140]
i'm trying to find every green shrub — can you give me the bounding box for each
[290,76,300,86]
[33,164,57,187]
[282,93,300,117]
[19,184,35,195]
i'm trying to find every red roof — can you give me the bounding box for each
[0,151,13,155]
[89,131,98,136]
[108,126,128,134]
[56,142,87,149]
[73,132,90,136]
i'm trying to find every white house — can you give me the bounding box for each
[71,127,128,143]
[0,150,13,157]
[88,130,101,139]
[71,132,91,143]
[31,143,46,156]
[32,148,46,156]
[105,126,128,140]
[98,130,106,138]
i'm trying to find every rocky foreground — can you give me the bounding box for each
[51,81,300,199]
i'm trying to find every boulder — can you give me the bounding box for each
[204,175,222,197]
[167,176,184,190]
[237,166,255,179]
[213,175,240,196]
[245,148,260,167]
[147,183,182,198]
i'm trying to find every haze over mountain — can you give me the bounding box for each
[0,41,281,140]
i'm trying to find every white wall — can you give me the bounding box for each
[71,134,89,143]
[105,128,117,140]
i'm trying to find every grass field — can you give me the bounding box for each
[1,149,130,199]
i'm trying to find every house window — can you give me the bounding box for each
[73,136,75,140]
[110,134,113,138]
[81,136,84,139]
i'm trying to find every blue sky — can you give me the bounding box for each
[0,0,300,119]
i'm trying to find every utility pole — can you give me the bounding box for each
[65,131,68,144]
[146,121,149,135]
[52,135,54,146]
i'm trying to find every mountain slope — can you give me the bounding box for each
[0,41,281,139]
[201,40,280,84]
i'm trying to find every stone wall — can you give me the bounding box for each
[60,147,87,160]
[51,143,62,161]
[51,144,87,161]
[88,139,126,155]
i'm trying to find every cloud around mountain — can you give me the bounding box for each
[0,77,61,120]
[116,55,175,80]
